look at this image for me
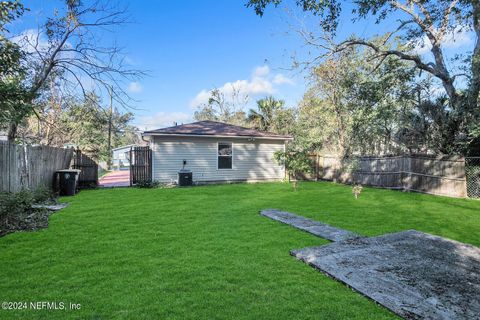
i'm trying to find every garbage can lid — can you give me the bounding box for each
[178,169,192,173]
[56,169,82,174]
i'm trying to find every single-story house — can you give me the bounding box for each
[112,145,136,170]
[142,121,292,184]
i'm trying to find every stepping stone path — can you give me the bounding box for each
[260,209,360,242]
[261,209,480,320]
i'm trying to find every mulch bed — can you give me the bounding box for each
[0,207,55,237]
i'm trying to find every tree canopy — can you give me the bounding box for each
[247,0,480,155]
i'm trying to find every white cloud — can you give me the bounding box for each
[189,89,213,108]
[443,26,473,48]
[127,82,143,93]
[189,65,294,108]
[411,26,473,55]
[136,112,192,131]
[11,28,49,54]
[253,65,270,77]
[273,73,295,85]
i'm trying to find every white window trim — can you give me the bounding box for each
[217,141,233,170]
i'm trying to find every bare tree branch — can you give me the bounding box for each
[6,0,147,141]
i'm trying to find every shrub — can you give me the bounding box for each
[135,180,161,188]
[0,189,34,214]
[274,149,313,191]
[0,190,35,232]
[0,186,60,236]
[352,184,363,199]
[32,186,55,204]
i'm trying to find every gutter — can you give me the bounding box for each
[141,132,293,141]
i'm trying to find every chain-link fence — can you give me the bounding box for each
[466,157,480,198]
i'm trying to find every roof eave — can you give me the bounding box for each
[142,132,293,141]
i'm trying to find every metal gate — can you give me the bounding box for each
[130,146,152,186]
[71,149,99,188]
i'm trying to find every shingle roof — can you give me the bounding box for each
[143,121,292,139]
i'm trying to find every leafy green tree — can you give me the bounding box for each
[248,0,480,154]
[14,92,138,160]
[194,87,249,126]
[0,1,29,134]
[2,0,143,142]
[0,1,24,32]
[274,147,313,190]
[60,94,137,161]
[298,44,416,155]
[248,96,285,131]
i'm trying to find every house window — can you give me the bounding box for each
[218,142,232,169]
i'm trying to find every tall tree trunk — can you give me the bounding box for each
[7,122,17,142]
[468,1,480,112]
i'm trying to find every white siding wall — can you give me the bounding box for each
[151,136,286,183]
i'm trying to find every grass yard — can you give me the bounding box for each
[1,182,479,319]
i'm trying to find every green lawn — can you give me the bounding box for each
[1,182,479,319]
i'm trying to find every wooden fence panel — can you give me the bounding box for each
[406,155,466,197]
[72,149,98,187]
[0,141,73,193]
[301,154,468,198]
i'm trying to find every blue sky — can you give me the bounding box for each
[13,1,310,130]
[11,1,475,130]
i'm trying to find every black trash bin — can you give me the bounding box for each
[178,169,192,186]
[56,169,81,196]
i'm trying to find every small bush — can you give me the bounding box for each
[274,149,313,191]
[0,187,58,237]
[33,186,55,204]
[352,184,363,199]
[135,180,161,188]
[0,190,34,221]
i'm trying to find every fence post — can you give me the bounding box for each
[461,157,466,198]
[129,147,133,187]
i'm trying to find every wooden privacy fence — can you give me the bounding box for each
[297,154,468,198]
[71,149,98,188]
[0,141,73,193]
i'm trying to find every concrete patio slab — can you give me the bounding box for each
[260,209,360,242]
[292,230,480,319]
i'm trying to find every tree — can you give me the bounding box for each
[0,1,24,32]
[0,1,30,133]
[5,0,144,142]
[247,0,480,154]
[298,43,417,155]
[17,90,139,160]
[248,96,285,131]
[59,93,137,160]
[300,55,355,155]
[194,87,249,125]
[274,147,313,190]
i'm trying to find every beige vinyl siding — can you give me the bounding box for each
[151,136,285,183]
